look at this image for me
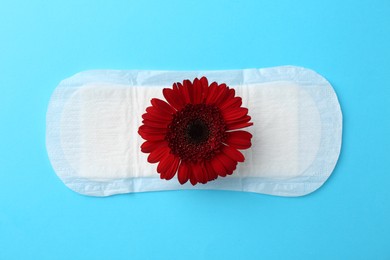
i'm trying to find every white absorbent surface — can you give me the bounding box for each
[46,66,342,197]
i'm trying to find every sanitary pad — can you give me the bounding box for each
[46,66,342,196]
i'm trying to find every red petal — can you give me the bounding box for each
[141,141,166,153]
[200,76,209,102]
[165,156,180,180]
[142,112,171,123]
[178,161,190,184]
[147,146,170,163]
[216,152,237,174]
[163,87,184,110]
[216,88,235,106]
[146,107,172,120]
[191,163,207,184]
[205,82,218,104]
[173,83,179,92]
[226,131,252,149]
[158,154,179,180]
[188,164,198,185]
[190,177,198,185]
[178,82,191,103]
[226,161,237,175]
[200,76,208,88]
[157,153,173,174]
[220,96,242,110]
[227,121,253,130]
[138,129,166,141]
[151,98,175,114]
[222,145,245,162]
[183,80,194,104]
[225,115,252,129]
[214,84,230,106]
[138,125,167,134]
[172,84,184,106]
[142,119,169,128]
[200,165,210,184]
[210,156,227,177]
[204,161,218,181]
[192,78,202,104]
[222,107,249,121]
[208,84,228,105]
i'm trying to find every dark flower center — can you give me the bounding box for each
[165,104,227,163]
[187,119,209,144]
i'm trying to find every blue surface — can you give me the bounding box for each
[1,0,389,259]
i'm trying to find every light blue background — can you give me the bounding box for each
[1,0,389,259]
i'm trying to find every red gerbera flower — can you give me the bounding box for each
[138,77,253,185]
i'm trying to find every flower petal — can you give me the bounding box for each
[178,82,191,104]
[159,154,180,180]
[151,98,175,114]
[190,177,198,186]
[146,106,173,120]
[192,78,202,104]
[208,84,228,105]
[226,161,237,175]
[163,87,184,110]
[138,129,166,141]
[216,152,237,174]
[222,145,245,162]
[142,119,169,128]
[204,161,218,181]
[227,121,253,130]
[200,164,210,184]
[216,88,235,107]
[183,79,194,104]
[139,125,167,134]
[225,114,252,129]
[147,146,170,163]
[188,164,198,185]
[200,76,208,88]
[222,107,249,121]
[142,112,171,123]
[191,163,207,184]
[220,96,242,110]
[157,153,173,174]
[205,82,219,104]
[200,76,209,102]
[226,131,252,149]
[210,156,227,177]
[178,161,190,184]
[165,156,180,180]
[141,141,166,153]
